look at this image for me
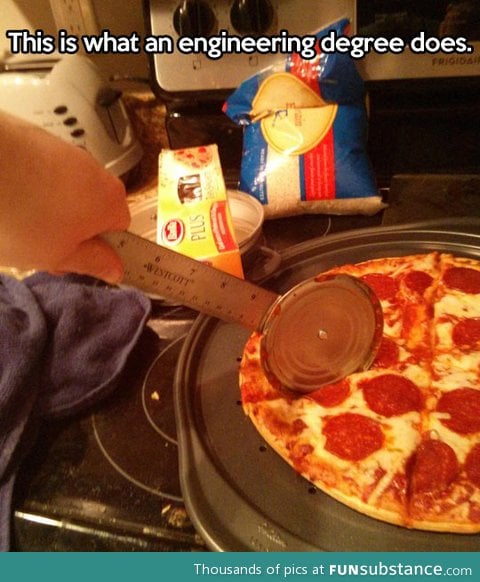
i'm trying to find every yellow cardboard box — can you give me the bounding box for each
[157,145,244,278]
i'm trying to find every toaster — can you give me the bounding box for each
[0,54,143,179]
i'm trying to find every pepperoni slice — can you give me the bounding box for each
[308,380,350,407]
[322,413,384,461]
[372,337,399,369]
[452,318,480,348]
[360,374,423,417]
[465,444,480,487]
[443,266,480,294]
[361,273,398,301]
[409,439,459,494]
[403,270,433,295]
[437,388,480,434]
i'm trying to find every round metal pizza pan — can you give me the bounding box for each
[174,221,480,552]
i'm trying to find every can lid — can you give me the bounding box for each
[260,274,383,393]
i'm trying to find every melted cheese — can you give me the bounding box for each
[436,294,480,319]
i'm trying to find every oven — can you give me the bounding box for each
[144,0,480,187]
[11,0,480,551]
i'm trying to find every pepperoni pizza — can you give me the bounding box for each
[239,252,480,533]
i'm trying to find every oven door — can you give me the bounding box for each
[366,76,480,185]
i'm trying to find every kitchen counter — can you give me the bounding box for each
[122,91,168,203]
[121,92,478,262]
[120,90,386,254]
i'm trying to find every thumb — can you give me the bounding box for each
[53,237,125,284]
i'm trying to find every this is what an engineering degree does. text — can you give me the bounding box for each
[6,28,475,60]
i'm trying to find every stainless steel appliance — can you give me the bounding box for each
[143,0,480,186]
[11,0,480,551]
[355,0,480,81]
[145,0,480,91]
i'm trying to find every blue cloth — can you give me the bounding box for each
[0,272,151,551]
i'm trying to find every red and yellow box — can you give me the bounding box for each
[157,144,244,278]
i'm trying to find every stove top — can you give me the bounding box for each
[11,178,479,550]
[11,212,371,551]
[12,306,204,552]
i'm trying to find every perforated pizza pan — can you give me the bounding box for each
[174,221,480,552]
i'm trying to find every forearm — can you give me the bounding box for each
[0,110,130,282]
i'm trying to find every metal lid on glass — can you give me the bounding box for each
[259,274,384,393]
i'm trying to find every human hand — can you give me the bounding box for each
[0,111,130,284]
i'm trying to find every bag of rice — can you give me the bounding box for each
[223,18,385,219]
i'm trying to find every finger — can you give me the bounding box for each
[53,238,125,284]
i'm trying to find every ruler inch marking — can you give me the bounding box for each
[103,231,279,329]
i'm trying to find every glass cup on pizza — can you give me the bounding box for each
[240,252,480,533]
